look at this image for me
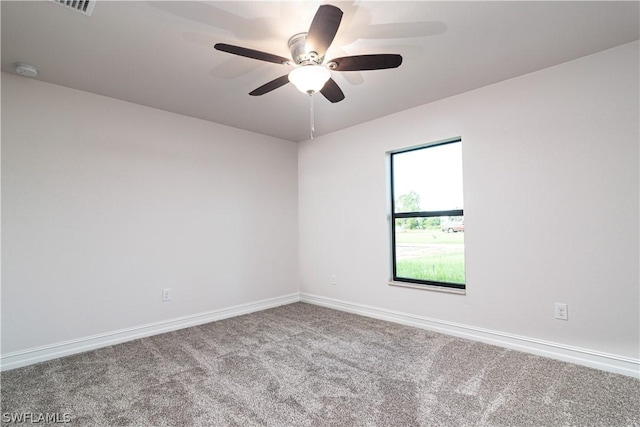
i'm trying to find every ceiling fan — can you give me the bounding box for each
[214,4,403,103]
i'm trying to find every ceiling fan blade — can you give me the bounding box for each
[306,4,343,57]
[328,54,403,71]
[249,75,290,96]
[214,43,291,65]
[320,78,345,103]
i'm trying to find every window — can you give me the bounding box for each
[389,139,465,290]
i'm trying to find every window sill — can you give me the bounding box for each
[388,281,466,295]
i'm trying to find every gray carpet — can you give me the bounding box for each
[1,302,639,426]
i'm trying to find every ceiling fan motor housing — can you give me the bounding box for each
[288,33,323,65]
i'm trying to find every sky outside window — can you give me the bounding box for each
[393,143,463,212]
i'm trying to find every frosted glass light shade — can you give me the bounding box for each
[288,65,331,94]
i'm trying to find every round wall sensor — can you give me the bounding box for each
[15,63,38,78]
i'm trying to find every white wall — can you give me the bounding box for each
[1,73,299,354]
[2,41,638,370]
[299,41,639,359]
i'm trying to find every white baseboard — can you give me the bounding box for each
[300,293,640,379]
[4,292,638,378]
[0,293,300,372]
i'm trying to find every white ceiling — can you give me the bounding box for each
[2,1,638,142]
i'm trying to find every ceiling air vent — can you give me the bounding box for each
[51,0,95,16]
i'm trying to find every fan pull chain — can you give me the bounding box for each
[309,94,315,140]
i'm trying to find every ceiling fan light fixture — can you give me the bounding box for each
[214,4,400,103]
[288,66,331,95]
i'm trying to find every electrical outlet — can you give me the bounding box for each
[162,288,171,302]
[330,274,337,286]
[554,303,568,320]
